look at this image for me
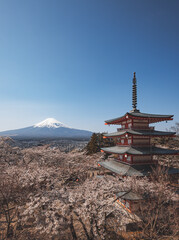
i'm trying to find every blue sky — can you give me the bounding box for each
[0,0,179,132]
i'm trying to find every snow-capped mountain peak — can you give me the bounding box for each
[33,118,70,129]
[0,118,92,139]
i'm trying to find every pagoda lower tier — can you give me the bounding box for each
[101,145,179,165]
[98,159,179,177]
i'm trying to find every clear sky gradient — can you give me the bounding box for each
[0,0,179,132]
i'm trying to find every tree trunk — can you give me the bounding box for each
[69,215,78,240]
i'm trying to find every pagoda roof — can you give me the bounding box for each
[101,146,179,155]
[104,129,176,138]
[98,159,179,176]
[98,160,154,176]
[116,191,143,201]
[105,111,173,124]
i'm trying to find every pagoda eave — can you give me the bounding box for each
[105,112,173,125]
[131,117,173,124]
[98,160,179,176]
[103,130,176,138]
[105,117,173,125]
[101,146,179,156]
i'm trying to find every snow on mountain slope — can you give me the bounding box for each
[0,118,93,139]
[34,118,70,129]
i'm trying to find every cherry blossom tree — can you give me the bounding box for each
[0,137,178,239]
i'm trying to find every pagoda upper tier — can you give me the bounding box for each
[105,111,173,125]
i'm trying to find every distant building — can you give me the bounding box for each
[115,190,143,214]
[98,73,179,176]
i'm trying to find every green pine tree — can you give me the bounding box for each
[86,133,99,155]
[86,133,114,155]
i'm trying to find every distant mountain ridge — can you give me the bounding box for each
[0,118,93,139]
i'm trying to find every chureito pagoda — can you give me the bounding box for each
[98,73,179,177]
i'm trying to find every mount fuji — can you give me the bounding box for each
[0,118,93,139]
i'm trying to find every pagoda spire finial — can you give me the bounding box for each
[132,72,139,112]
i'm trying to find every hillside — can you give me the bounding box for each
[152,135,179,168]
[0,118,93,140]
[0,136,178,240]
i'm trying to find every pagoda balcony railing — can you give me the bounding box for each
[117,128,123,131]
[117,159,158,165]
[117,126,155,131]
[117,143,155,147]
[130,126,154,130]
[131,143,155,147]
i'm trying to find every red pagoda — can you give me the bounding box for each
[99,73,179,176]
